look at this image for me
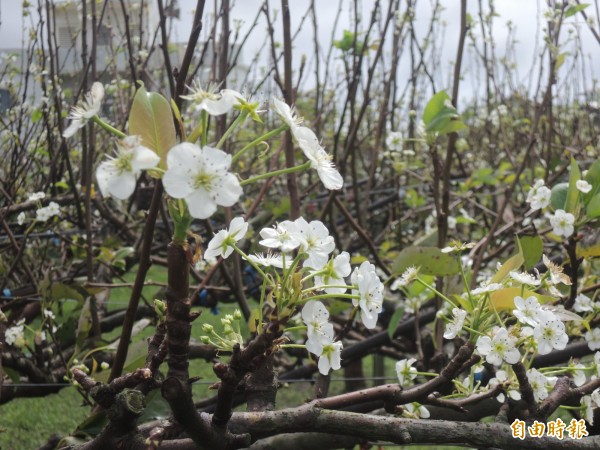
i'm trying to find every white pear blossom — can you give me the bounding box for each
[574,294,594,313]
[63,82,104,138]
[527,368,554,401]
[259,220,301,252]
[549,209,575,237]
[272,97,303,130]
[592,389,600,406]
[294,217,335,268]
[386,131,403,152]
[17,212,25,225]
[533,310,569,355]
[476,327,520,366]
[513,296,542,327]
[96,136,160,200]
[582,395,595,424]
[36,202,60,222]
[5,319,26,347]
[203,217,248,260]
[489,370,521,403]
[180,81,242,115]
[396,358,418,386]
[163,143,242,219]
[28,192,46,202]
[471,282,503,296]
[302,300,335,354]
[509,271,540,286]
[351,261,384,329]
[403,403,430,419]
[294,126,344,190]
[585,328,600,351]
[43,309,55,321]
[246,252,284,269]
[573,363,587,387]
[542,255,572,286]
[317,335,343,375]
[526,179,551,210]
[390,266,419,290]
[313,252,351,295]
[444,308,467,339]
[576,179,592,194]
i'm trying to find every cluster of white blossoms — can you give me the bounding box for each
[17,192,61,225]
[35,201,61,222]
[83,81,343,218]
[4,319,26,347]
[201,215,384,374]
[272,98,343,190]
[525,179,577,238]
[302,300,343,375]
[526,179,551,211]
[386,131,403,152]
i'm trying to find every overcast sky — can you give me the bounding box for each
[1,0,598,103]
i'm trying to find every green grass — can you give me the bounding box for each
[0,264,470,449]
[0,387,84,449]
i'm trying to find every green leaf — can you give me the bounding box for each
[565,3,589,18]
[583,158,600,202]
[550,182,569,210]
[2,367,21,383]
[392,246,460,277]
[422,91,466,135]
[555,52,567,74]
[387,307,405,339]
[51,282,84,303]
[75,298,92,354]
[490,252,524,284]
[519,235,543,270]
[564,157,581,214]
[490,287,553,311]
[423,91,448,125]
[577,242,600,259]
[128,83,176,168]
[586,193,600,218]
[31,109,43,123]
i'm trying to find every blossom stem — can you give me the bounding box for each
[232,124,288,163]
[414,371,440,377]
[201,110,209,146]
[302,285,351,294]
[303,293,359,302]
[187,121,204,143]
[463,326,486,337]
[285,325,307,332]
[415,277,458,309]
[279,344,306,349]
[457,256,474,309]
[232,245,269,281]
[216,111,248,148]
[240,161,312,186]
[92,116,126,138]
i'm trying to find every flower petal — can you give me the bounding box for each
[163,167,194,198]
[108,172,136,200]
[186,188,217,219]
[132,146,160,171]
